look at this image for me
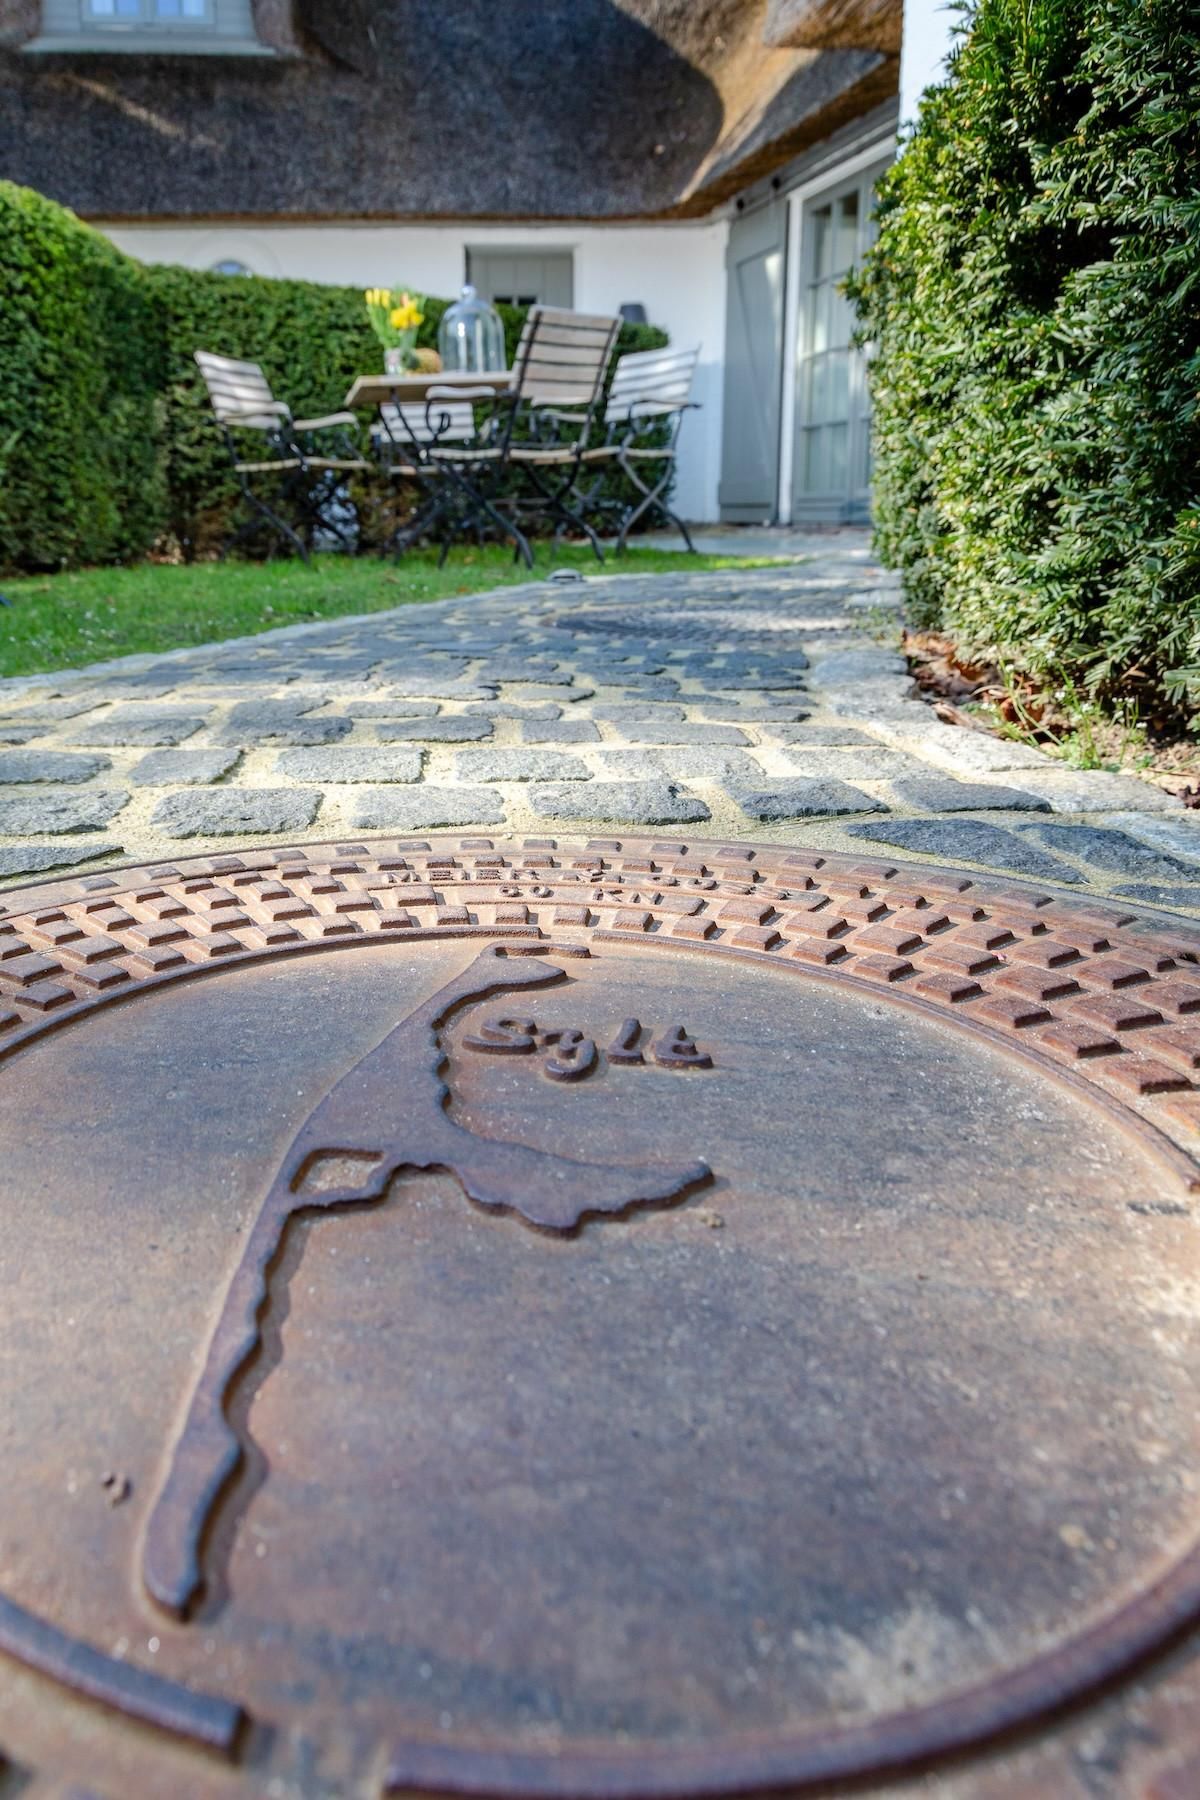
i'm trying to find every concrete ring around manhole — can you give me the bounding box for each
[0,833,1198,1799]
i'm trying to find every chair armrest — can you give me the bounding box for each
[293,411,359,431]
[220,403,291,428]
[617,401,702,424]
[425,386,498,404]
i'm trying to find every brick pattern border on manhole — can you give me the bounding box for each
[4,833,1200,1162]
[3,832,1200,1794]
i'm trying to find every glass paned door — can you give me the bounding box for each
[792,162,887,523]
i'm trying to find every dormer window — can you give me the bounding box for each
[25,0,272,53]
[84,0,214,23]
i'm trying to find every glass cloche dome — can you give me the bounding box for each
[438,284,507,373]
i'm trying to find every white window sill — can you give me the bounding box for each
[22,32,275,54]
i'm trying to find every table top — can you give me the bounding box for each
[343,368,516,409]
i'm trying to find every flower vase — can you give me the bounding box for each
[384,347,405,375]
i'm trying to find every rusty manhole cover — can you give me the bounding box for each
[2,834,1199,1798]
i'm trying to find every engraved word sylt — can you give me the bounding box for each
[463,1015,714,1082]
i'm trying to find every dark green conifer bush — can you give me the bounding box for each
[850,0,1200,720]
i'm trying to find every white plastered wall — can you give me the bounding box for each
[99,219,729,523]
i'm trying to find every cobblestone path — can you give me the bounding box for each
[2,535,1199,912]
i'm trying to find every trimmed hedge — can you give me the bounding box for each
[147,265,380,554]
[849,0,1200,721]
[0,180,670,569]
[0,181,167,571]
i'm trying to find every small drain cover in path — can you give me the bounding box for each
[1,835,1199,1798]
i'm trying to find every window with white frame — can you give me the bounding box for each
[26,0,268,52]
[83,0,214,22]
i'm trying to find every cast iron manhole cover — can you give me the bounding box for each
[1,834,1199,1798]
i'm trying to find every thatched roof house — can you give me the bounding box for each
[0,0,926,523]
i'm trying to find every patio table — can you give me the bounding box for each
[343,368,529,563]
[342,368,516,410]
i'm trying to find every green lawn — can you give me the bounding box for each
[0,544,789,680]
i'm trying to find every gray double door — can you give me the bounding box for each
[719,160,889,526]
[718,199,786,523]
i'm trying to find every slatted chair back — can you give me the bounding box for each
[195,350,289,433]
[604,344,700,424]
[377,397,477,445]
[513,307,621,418]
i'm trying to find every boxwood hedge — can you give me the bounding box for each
[0,181,668,571]
[0,181,167,572]
[850,0,1200,722]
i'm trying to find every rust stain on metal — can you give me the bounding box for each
[0,834,1199,1796]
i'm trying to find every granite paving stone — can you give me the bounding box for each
[812,648,908,684]
[528,782,710,825]
[1,696,107,722]
[0,790,129,835]
[519,720,602,744]
[731,779,884,821]
[586,680,681,701]
[476,667,574,686]
[151,789,321,838]
[779,747,925,780]
[623,722,750,746]
[0,726,45,745]
[824,689,917,725]
[692,705,810,723]
[72,709,211,748]
[887,776,1052,813]
[505,683,595,704]
[883,720,1057,775]
[1112,885,1200,909]
[341,699,442,718]
[348,787,506,830]
[375,716,494,743]
[996,769,1177,812]
[214,703,352,747]
[0,842,118,879]
[0,750,112,784]
[1106,814,1200,859]
[101,678,181,697]
[1018,822,1200,880]
[454,749,593,783]
[371,680,495,701]
[130,749,242,787]
[466,702,563,720]
[273,748,424,784]
[760,724,875,746]
[590,704,688,723]
[846,818,1085,883]
[599,748,758,781]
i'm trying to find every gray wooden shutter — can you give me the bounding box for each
[718,200,786,521]
[466,251,574,310]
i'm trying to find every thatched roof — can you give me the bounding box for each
[0,0,898,222]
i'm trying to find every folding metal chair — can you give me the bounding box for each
[373,395,503,562]
[195,351,370,561]
[573,344,702,552]
[503,307,622,561]
[366,312,620,568]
